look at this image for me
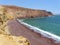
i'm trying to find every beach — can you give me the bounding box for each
[7,19,60,45]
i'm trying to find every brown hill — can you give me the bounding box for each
[0,5,53,19]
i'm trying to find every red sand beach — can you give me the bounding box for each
[7,19,60,45]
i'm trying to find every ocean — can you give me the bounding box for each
[23,15,60,37]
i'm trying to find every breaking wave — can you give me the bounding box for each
[17,19,60,43]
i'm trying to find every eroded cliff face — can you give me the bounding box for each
[0,5,53,19]
[0,6,30,45]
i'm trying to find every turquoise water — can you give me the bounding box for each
[23,15,60,36]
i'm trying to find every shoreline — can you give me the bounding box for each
[17,19,60,42]
[7,19,60,45]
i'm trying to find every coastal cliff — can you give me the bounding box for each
[0,5,53,19]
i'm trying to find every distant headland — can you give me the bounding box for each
[0,5,53,19]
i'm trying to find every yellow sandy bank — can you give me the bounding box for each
[0,34,30,45]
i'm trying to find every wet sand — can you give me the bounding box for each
[7,19,60,45]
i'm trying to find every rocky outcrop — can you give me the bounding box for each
[0,5,53,19]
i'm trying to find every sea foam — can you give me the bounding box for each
[17,19,60,43]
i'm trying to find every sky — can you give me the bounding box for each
[0,0,60,14]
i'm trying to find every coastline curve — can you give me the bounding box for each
[17,19,60,43]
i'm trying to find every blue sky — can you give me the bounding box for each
[0,0,60,14]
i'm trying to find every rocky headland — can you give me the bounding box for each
[0,5,53,19]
